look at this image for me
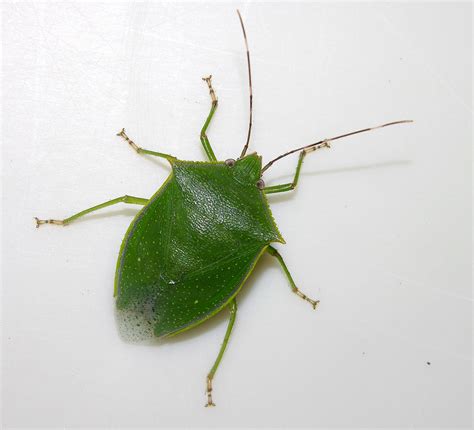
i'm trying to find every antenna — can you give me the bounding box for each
[261,120,413,173]
[237,10,253,158]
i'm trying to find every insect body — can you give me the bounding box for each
[115,152,286,337]
[35,11,411,407]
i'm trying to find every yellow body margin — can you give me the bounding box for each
[164,245,270,339]
[113,172,174,297]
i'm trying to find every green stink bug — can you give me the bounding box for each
[35,10,411,407]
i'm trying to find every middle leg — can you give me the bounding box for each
[35,195,148,227]
[267,245,319,309]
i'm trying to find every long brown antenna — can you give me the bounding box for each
[261,120,413,173]
[237,9,253,158]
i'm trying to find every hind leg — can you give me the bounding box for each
[205,298,237,407]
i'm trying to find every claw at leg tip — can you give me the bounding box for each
[34,217,46,228]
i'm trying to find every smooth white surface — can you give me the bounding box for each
[2,2,472,428]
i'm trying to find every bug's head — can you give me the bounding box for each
[225,153,264,189]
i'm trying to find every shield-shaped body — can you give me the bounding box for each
[115,154,284,337]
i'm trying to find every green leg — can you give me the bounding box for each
[200,75,218,162]
[206,298,237,407]
[267,245,319,310]
[116,129,176,163]
[263,142,330,194]
[35,195,148,227]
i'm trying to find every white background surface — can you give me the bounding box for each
[2,2,472,428]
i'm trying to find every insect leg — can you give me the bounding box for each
[267,245,319,310]
[116,129,176,162]
[34,195,148,228]
[263,142,331,194]
[200,75,218,161]
[205,298,237,407]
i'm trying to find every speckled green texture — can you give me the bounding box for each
[114,154,284,337]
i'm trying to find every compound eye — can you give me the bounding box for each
[256,179,265,190]
[225,158,236,167]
